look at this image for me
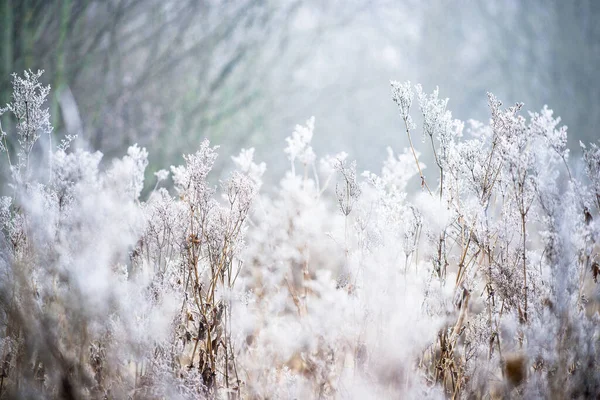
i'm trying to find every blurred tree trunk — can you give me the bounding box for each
[52,0,72,130]
[20,0,33,70]
[1,0,13,106]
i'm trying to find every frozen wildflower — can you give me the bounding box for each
[583,141,600,209]
[57,134,77,151]
[529,106,569,162]
[154,169,169,182]
[232,147,266,187]
[415,85,449,140]
[390,80,413,119]
[170,139,218,203]
[105,144,149,200]
[415,84,461,172]
[391,80,416,129]
[320,151,348,176]
[224,170,259,216]
[285,116,316,175]
[335,157,361,216]
[381,147,420,192]
[51,148,103,205]
[402,205,422,257]
[0,70,52,169]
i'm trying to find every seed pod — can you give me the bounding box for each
[504,353,527,387]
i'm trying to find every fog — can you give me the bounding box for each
[3,2,600,398]
[1,0,598,184]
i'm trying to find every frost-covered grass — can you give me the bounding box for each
[1,70,600,399]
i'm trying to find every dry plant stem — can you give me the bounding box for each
[403,115,432,195]
[225,306,240,398]
[456,248,480,289]
[452,289,470,338]
[487,257,495,359]
[514,169,532,324]
[414,223,422,273]
[481,138,499,197]
[521,213,527,323]
[224,321,229,393]
[285,278,305,317]
[578,256,589,306]
[495,300,505,358]
[428,133,444,200]
[455,229,473,286]
[187,210,202,368]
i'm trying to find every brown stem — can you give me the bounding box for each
[404,116,432,195]
[521,212,528,323]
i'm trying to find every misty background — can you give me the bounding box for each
[1,0,598,190]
